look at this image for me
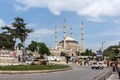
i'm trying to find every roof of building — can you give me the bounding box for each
[65,37,75,41]
[59,36,78,44]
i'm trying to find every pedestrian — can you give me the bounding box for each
[65,56,69,64]
[116,58,120,79]
[107,59,110,67]
[112,62,116,72]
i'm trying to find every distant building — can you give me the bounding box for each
[50,20,85,56]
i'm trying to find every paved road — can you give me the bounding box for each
[0,64,111,80]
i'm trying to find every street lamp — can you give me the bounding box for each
[37,46,39,54]
[22,35,26,62]
[12,36,16,65]
[102,41,106,53]
[13,36,16,50]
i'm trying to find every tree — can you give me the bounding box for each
[1,17,33,50]
[0,33,14,50]
[37,42,50,56]
[81,49,96,56]
[27,41,51,56]
[109,51,116,61]
[103,45,118,61]
[12,17,33,43]
[27,41,38,52]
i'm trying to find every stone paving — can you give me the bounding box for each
[106,71,120,80]
[0,61,116,80]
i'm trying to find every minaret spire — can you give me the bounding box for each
[63,19,66,49]
[81,22,84,52]
[54,26,58,49]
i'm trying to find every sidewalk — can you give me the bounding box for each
[106,71,119,80]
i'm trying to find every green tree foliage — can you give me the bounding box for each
[0,33,14,50]
[27,41,51,55]
[38,42,50,55]
[81,49,96,56]
[11,17,33,43]
[27,41,38,52]
[103,45,118,61]
[0,17,33,50]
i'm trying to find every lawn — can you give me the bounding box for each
[0,64,70,71]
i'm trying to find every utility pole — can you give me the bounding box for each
[102,41,106,53]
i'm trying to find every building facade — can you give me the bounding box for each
[50,20,84,56]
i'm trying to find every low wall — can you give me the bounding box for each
[0,57,18,64]
[94,69,112,80]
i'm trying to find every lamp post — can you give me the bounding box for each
[22,35,26,62]
[12,36,16,65]
[37,46,39,54]
[23,42,25,62]
[13,36,16,50]
[101,41,106,60]
[102,41,106,53]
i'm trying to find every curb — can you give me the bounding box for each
[0,68,72,74]
[93,69,112,80]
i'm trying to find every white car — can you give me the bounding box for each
[25,58,33,64]
[91,62,104,69]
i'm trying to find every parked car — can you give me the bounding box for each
[31,58,47,65]
[91,62,104,69]
[25,58,33,64]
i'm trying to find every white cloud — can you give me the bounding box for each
[86,40,120,51]
[15,0,120,22]
[25,28,54,46]
[100,27,120,36]
[0,19,6,27]
[86,17,104,22]
[14,4,29,11]
[114,19,120,23]
[29,28,54,38]
[26,23,39,28]
[101,31,120,36]
[104,40,120,49]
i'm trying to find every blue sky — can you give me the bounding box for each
[0,0,120,51]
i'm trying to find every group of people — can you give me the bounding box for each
[114,58,120,79]
[107,58,120,79]
[65,56,90,66]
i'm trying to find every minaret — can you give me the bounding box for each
[70,27,73,38]
[63,20,66,49]
[81,22,84,52]
[54,26,58,49]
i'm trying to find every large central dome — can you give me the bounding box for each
[59,36,78,44]
[65,37,75,41]
[58,36,79,51]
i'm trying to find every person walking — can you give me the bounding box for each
[116,58,120,79]
[112,62,116,72]
[65,55,69,64]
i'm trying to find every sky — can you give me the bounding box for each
[0,0,120,51]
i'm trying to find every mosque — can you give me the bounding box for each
[50,20,85,56]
